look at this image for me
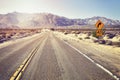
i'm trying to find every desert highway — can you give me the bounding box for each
[0,31,116,80]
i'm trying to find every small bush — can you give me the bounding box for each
[64,31,68,35]
[105,40,112,45]
[92,31,99,38]
[84,36,90,39]
[98,40,106,44]
[79,37,82,40]
[112,42,120,47]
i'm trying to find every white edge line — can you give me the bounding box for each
[63,41,120,80]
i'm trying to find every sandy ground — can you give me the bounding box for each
[54,31,120,78]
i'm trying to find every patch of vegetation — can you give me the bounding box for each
[92,28,106,39]
[84,36,90,39]
[92,31,99,38]
[79,37,82,40]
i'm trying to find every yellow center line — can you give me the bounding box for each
[9,38,42,80]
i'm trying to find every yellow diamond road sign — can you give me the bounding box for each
[95,20,104,29]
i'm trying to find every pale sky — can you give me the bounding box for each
[0,0,120,20]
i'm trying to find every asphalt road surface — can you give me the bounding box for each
[0,31,116,80]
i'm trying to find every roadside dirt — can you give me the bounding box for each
[54,31,120,78]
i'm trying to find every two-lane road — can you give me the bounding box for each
[0,31,116,80]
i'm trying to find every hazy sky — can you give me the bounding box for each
[0,0,120,20]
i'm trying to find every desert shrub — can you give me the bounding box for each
[84,36,90,39]
[112,42,120,47]
[108,34,115,38]
[79,37,82,40]
[64,31,68,35]
[105,40,112,45]
[87,32,91,36]
[75,31,81,34]
[98,40,106,44]
[92,31,99,38]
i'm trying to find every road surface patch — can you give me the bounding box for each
[63,41,119,80]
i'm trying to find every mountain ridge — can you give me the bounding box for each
[0,12,120,28]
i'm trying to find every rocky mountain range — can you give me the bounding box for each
[0,12,120,28]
